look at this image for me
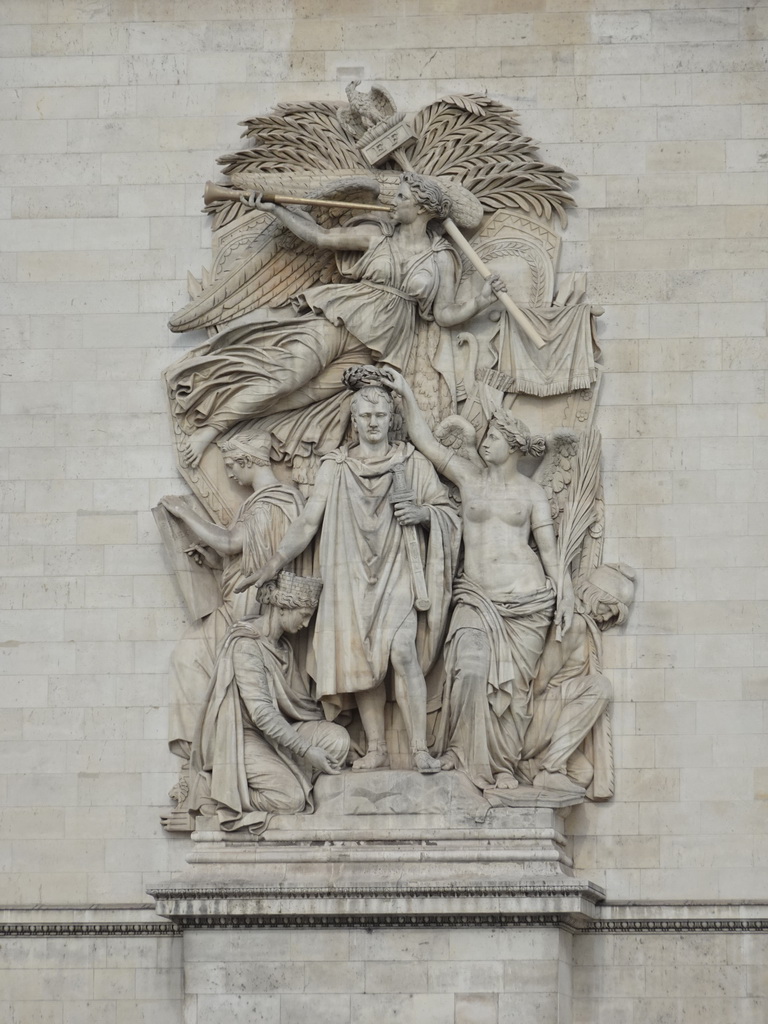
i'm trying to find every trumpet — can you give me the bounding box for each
[203,181,392,214]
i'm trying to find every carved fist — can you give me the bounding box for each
[482,272,508,302]
[241,191,276,214]
[393,501,429,526]
[184,544,205,566]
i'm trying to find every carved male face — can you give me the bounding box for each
[351,392,392,446]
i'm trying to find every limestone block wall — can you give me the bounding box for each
[0,1,766,1021]
[182,927,572,1024]
[0,928,181,1024]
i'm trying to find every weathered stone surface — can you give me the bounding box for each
[2,4,768,1024]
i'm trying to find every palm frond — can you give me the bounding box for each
[557,429,603,582]
[407,95,575,226]
[219,104,366,176]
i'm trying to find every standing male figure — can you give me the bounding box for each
[239,369,460,774]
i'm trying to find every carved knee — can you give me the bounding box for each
[453,628,490,682]
[252,776,305,815]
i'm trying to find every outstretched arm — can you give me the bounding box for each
[234,462,333,592]
[243,194,379,253]
[379,369,475,489]
[160,496,244,556]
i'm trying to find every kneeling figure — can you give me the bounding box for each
[190,571,349,834]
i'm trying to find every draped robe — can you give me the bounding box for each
[309,441,461,711]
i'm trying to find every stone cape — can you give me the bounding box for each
[307,441,460,712]
[155,84,632,867]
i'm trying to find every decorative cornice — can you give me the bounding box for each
[0,922,181,937]
[584,919,768,934]
[3,892,767,935]
[171,913,565,929]
[146,882,605,902]
[4,916,767,935]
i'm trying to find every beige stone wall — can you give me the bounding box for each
[574,931,768,1024]
[183,927,572,1024]
[1,0,766,1020]
[1,930,181,1024]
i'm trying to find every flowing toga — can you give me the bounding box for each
[165,225,460,453]
[190,619,348,834]
[309,441,461,712]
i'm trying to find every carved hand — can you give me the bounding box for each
[304,746,342,774]
[561,573,576,633]
[234,558,280,594]
[555,586,575,636]
[184,544,206,566]
[240,191,277,214]
[393,500,429,526]
[378,366,408,397]
[481,272,508,304]
[184,544,221,571]
[160,495,188,519]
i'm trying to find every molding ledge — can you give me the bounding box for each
[2,898,767,935]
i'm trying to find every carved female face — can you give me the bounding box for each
[223,455,250,485]
[480,424,512,466]
[391,181,422,225]
[278,606,314,634]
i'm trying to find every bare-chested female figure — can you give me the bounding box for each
[381,369,574,792]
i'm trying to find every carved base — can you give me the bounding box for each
[158,770,588,904]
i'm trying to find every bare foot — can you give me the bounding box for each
[352,744,389,771]
[494,771,519,790]
[533,769,585,795]
[439,750,459,771]
[412,749,441,774]
[179,427,218,468]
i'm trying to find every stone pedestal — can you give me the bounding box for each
[149,771,602,1023]
[160,770,590,888]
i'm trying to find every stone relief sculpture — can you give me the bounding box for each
[155,429,305,829]
[241,369,460,775]
[381,368,573,796]
[190,571,349,835]
[157,84,633,833]
[166,172,503,470]
[519,563,636,798]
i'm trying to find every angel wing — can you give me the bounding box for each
[532,427,580,537]
[168,176,382,334]
[434,415,484,468]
